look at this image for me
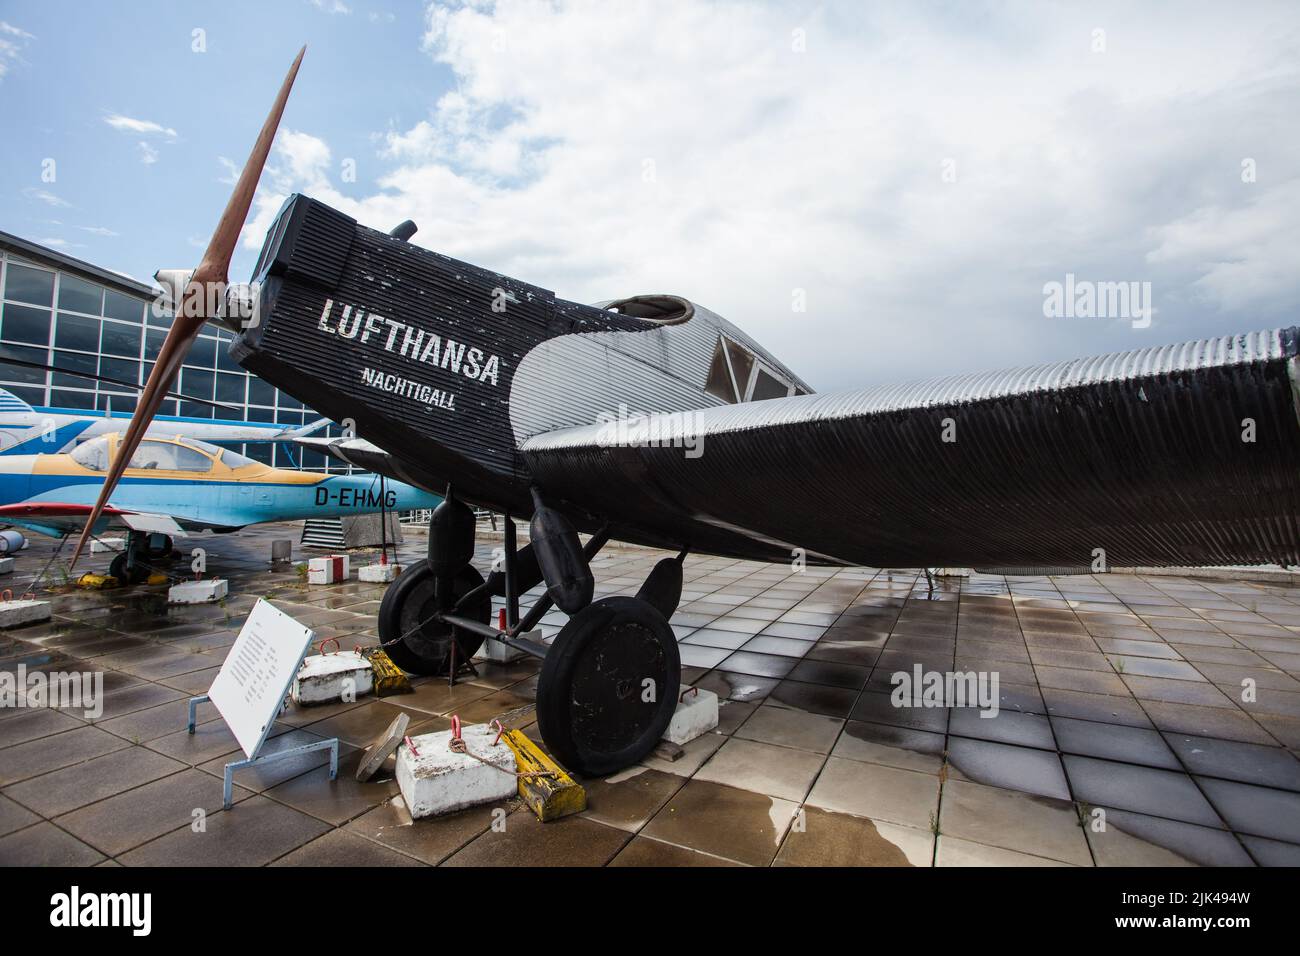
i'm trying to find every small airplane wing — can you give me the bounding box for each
[520,328,1300,569]
[0,503,187,539]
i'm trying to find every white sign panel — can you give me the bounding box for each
[209,599,315,760]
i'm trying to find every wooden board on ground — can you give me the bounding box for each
[356,712,410,782]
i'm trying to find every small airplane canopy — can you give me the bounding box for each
[69,433,256,472]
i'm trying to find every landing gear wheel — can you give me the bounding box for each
[377,559,491,676]
[109,553,149,586]
[537,596,681,777]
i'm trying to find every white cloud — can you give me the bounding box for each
[309,0,352,14]
[241,0,1300,390]
[217,156,241,185]
[0,20,33,80]
[137,141,159,165]
[79,225,119,237]
[23,187,70,208]
[103,113,178,138]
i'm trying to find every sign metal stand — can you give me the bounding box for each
[184,598,340,809]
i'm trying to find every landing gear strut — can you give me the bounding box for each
[375,487,688,776]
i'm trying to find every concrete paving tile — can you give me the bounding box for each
[785,658,870,689]
[1095,638,1184,659]
[445,808,631,866]
[682,628,752,650]
[118,794,330,866]
[695,737,825,801]
[263,746,397,826]
[580,767,684,832]
[0,821,105,866]
[1195,776,1300,843]
[679,644,733,669]
[733,704,843,753]
[1239,835,1300,866]
[1142,701,1276,745]
[271,829,426,866]
[806,756,939,830]
[300,701,440,748]
[97,697,221,744]
[1040,689,1150,733]
[4,745,186,818]
[1034,665,1129,695]
[0,725,132,786]
[1029,647,1112,671]
[639,729,724,777]
[740,635,815,658]
[609,835,742,866]
[1109,657,1207,681]
[344,796,496,864]
[939,778,1091,865]
[1063,755,1222,827]
[850,688,948,734]
[718,651,798,680]
[949,707,1055,750]
[947,737,1070,800]
[1163,733,1300,790]
[804,639,883,666]
[696,670,779,703]
[1088,808,1252,866]
[935,834,1074,866]
[832,720,945,773]
[775,806,932,866]
[714,699,756,734]
[1051,716,1180,770]
[0,793,39,838]
[89,682,186,723]
[0,707,83,748]
[641,779,797,866]
[760,621,827,641]
[146,718,294,767]
[1252,713,1300,748]
[55,768,255,856]
[766,679,859,718]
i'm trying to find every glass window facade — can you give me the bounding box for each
[0,246,347,472]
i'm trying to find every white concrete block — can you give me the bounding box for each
[934,567,971,578]
[358,562,399,583]
[0,599,51,628]
[662,688,719,745]
[292,651,374,706]
[473,629,534,664]
[307,554,350,584]
[0,557,13,575]
[90,537,126,554]
[168,578,228,604]
[396,724,517,819]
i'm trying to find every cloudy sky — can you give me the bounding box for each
[1,0,1297,391]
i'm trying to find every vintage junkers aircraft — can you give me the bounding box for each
[3,431,438,583]
[73,49,1300,775]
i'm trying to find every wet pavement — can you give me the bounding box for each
[2,522,1299,866]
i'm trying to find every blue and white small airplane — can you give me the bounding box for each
[0,387,329,456]
[0,430,440,582]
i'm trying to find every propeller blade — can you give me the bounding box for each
[69,46,306,567]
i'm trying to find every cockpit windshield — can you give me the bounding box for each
[68,434,256,472]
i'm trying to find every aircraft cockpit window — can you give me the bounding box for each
[705,335,801,404]
[70,437,110,472]
[128,440,214,472]
[705,338,740,403]
[212,445,256,468]
[751,368,790,401]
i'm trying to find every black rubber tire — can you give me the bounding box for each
[377,559,491,676]
[109,553,148,586]
[536,596,681,777]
